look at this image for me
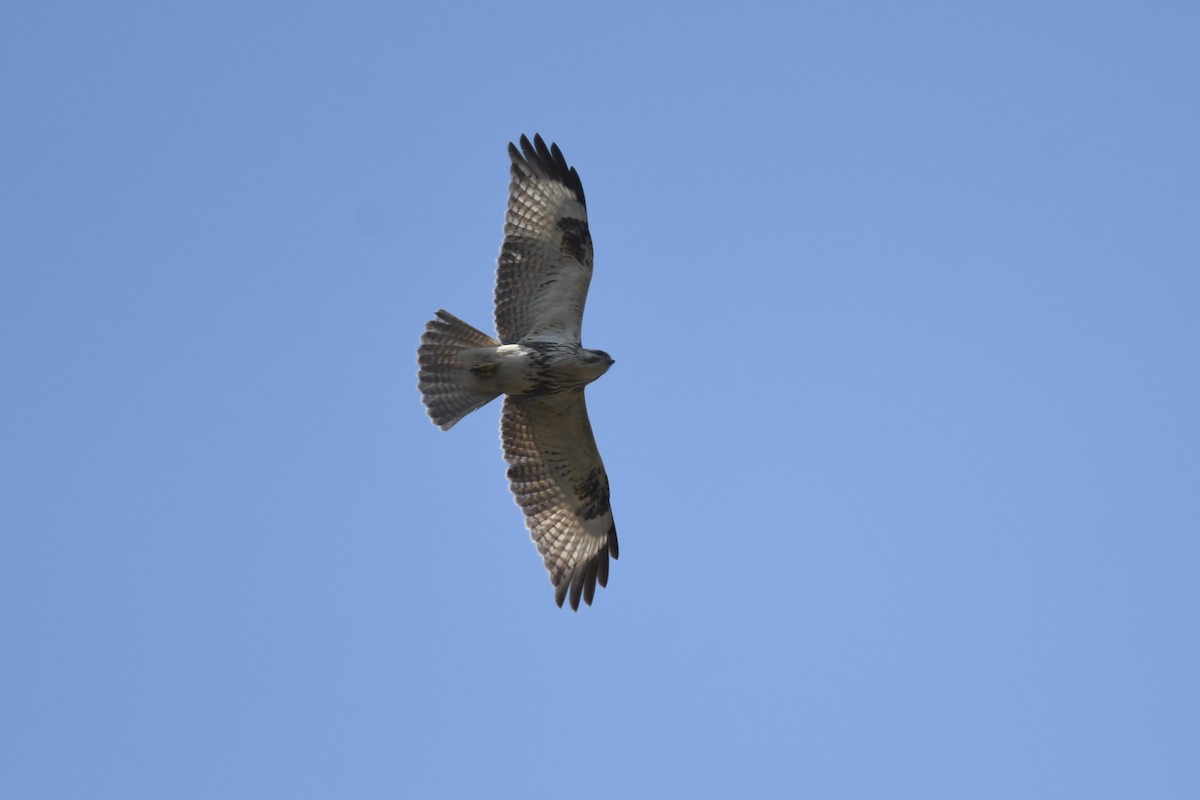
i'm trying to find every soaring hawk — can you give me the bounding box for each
[417,135,618,610]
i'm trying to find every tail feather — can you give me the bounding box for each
[417,310,502,430]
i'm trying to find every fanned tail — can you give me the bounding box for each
[417,310,502,430]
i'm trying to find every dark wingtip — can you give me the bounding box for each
[555,551,608,610]
[608,524,619,560]
[532,133,552,164]
[568,564,585,611]
[509,133,586,208]
[582,559,599,607]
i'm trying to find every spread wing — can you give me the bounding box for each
[494,134,593,345]
[501,393,618,610]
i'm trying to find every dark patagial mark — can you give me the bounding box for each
[556,217,591,264]
[575,467,611,520]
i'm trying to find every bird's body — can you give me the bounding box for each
[417,135,618,610]
[453,338,613,400]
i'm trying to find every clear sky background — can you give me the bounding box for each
[2,2,1198,797]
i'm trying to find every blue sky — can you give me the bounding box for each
[2,1,1198,797]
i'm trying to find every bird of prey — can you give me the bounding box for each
[416,134,618,610]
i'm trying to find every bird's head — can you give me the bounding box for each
[581,348,615,379]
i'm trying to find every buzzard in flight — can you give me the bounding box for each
[417,135,618,610]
